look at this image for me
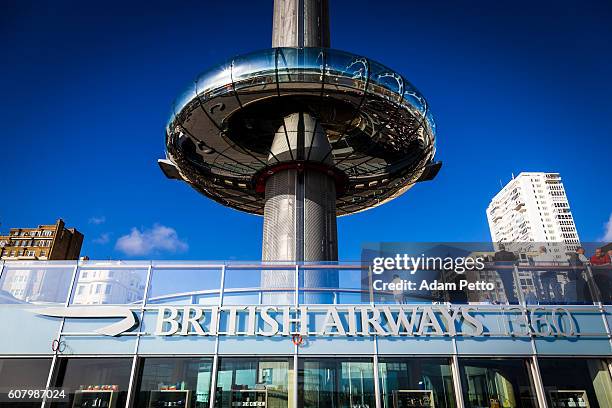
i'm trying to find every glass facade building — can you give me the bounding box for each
[0,259,611,408]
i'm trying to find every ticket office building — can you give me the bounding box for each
[0,261,611,408]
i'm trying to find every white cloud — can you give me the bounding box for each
[115,224,188,256]
[89,216,106,225]
[93,233,111,245]
[602,212,612,242]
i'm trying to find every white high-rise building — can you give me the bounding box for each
[486,172,580,261]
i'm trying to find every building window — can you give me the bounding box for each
[378,357,456,408]
[539,358,612,408]
[299,358,375,408]
[216,357,293,408]
[51,358,132,408]
[459,358,537,408]
[95,284,101,294]
[77,285,84,295]
[0,358,53,396]
[134,357,213,408]
[105,285,111,295]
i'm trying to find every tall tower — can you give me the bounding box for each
[158,0,440,268]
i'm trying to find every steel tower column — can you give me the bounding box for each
[272,0,330,48]
[263,0,337,264]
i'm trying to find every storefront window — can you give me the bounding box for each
[216,357,293,408]
[539,359,612,408]
[459,358,537,408]
[299,358,376,408]
[134,357,213,408]
[378,358,456,408]
[0,358,52,407]
[50,358,132,408]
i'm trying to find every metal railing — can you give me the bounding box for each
[0,260,609,306]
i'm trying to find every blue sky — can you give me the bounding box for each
[1,0,611,260]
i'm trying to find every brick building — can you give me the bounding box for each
[0,219,83,260]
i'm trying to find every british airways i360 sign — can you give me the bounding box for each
[34,305,579,338]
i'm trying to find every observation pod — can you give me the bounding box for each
[159,49,440,254]
[159,0,440,271]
